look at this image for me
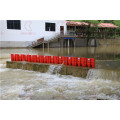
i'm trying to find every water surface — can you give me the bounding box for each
[0,45,120,100]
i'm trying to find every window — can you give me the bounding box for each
[7,20,21,30]
[45,22,55,31]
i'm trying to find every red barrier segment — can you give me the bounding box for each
[37,55,40,63]
[27,55,31,62]
[15,54,19,61]
[51,56,54,63]
[84,58,87,67]
[31,55,34,62]
[61,56,64,64]
[87,58,91,67]
[77,57,81,66]
[44,56,47,63]
[10,54,95,68]
[90,58,95,68]
[19,54,21,61]
[68,57,72,65]
[64,57,68,65]
[71,57,75,66]
[48,56,51,63]
[11,54,15,61]
[24,54,27,61]
[81,57,85,67]
[39,56,44,63]
[34,55,37,62]
[59,56,62,64]
[74,57,77,66]
[55,56,59,64]
[21,54,26,61]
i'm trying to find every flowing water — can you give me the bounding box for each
[0,45,120,100]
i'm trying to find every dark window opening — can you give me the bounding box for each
[7,20,21,30]
[45,22,55,31]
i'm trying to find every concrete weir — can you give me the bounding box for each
[6,61,89,78]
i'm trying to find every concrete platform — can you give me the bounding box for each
[6,61,90,78]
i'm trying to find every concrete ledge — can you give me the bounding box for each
[6,61,89,78]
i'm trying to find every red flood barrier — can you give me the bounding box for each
[37,55,40,63]
[15,54,19,61]
[71,57,75,66]
[10,54,95,68]
[19,54,22,61]
[51,56,54,63]
[68,57,72,65]
[90,58,95,68]
[87,58,91,67]
[77,57,81,66]
[27,55,31,62]
[11,54,15,61]
[81,57,85,67]
[40,56,44,63]
[48,56,51,63]
[55,56,59,64]
[34,55,37,62]
[64,57,68,65]
[31,55,34,62]
[21,54,26,61]
[59,56,62,64]
[74,57,77,66]
[61,56,64,64]
[44,56,47,63]
[84,58,87,67]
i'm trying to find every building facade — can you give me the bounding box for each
[0,20,67,48]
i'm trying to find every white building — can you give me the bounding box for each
[0,20,67,48]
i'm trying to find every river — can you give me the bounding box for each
[0,45,120,100]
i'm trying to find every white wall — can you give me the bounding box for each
[0,20,66,47]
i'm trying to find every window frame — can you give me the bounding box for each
[45,22,56,32]
[7,20,21,30]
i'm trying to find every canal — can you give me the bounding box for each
[0,45,120,100]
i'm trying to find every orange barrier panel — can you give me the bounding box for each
[31,55,34,62]
[55,56,59,64]
[68,57,72,65]
[77,57,81,66]
[11,54,15,61]
[15,54,19,61]
[64,57,68,65]
[81,57,85,67]
[84,58,87,67]
[48,56,51,63]
[21,54,26,61]
[27,55,31,62]
[90,58,95,68]
[10,54,95,68]
[40,56,44,63]
[25,55,28,61]
[74,57,77,66]
[51,56,54,63]
[87,58,91,67]
[59,56,62,64]
[37,55,40,63]
[61,56,64,64]
[18,54,21,61]
[44,56,47,63]
[71,57,75,66]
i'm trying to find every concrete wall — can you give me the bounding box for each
[75,38,87,47]
[6,61,89,78]
[97,38,120,45]
[0,20,67,48]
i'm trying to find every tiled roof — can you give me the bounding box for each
[66,21,94,27]
[66,21,119,28]
[98,23,119,28]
